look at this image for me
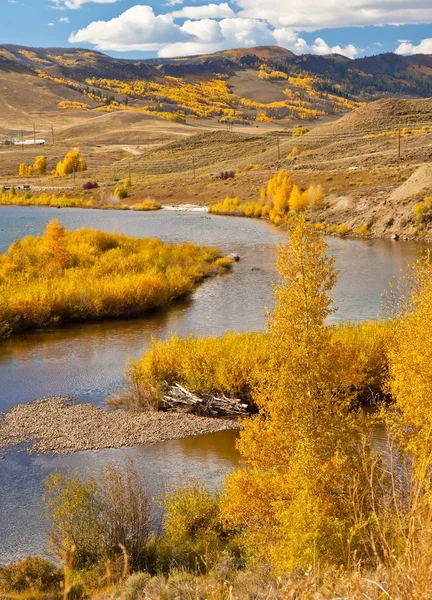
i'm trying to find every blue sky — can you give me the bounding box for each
[2,0,432,59]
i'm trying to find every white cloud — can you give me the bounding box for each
[395,38,432,55]
[52,0,119,10]
[59,16,70,22]
[170,3,234,20]
[70,5,361,58]
[70,5,187,51]
[236,0,432,30]
[273,28,358,58]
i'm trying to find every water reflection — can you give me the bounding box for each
[0,430,240,563]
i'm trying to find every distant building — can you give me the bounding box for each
[20,139,46,146]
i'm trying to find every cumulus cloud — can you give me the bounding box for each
[274,28,359,58]
[170,3,234,19]
[236,0,432,30]
[70,5,187,51]
[53,0,118,9]
[70,0,432,59]
[69,4,360,58]
[395,38,432,55]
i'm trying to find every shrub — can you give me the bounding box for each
[115,186,128,200]
[83,181,99,190]
[355,224,370,235]
[44,463,151,570]
[217,171,235,180]
[336,224,349,236]
[292,126,309,138]
[160,483,234,572]
[132,200,162,211]
[0,221,232,336]
[0,557,62,593]
[54,151,87,177]
[243,164,259,171]
[120,572,151,600]
[0,191,94,209]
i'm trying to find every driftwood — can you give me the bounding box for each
[161,383,252,417]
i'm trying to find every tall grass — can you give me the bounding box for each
[0,191,163,211]
[0,220,232,337]
[0,191,95,208]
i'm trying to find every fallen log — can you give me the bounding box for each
[161,383,253,417]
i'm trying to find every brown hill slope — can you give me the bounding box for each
[0,70,98,133]
[308,98,432,137]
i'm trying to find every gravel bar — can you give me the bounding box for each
[0,396,240,455]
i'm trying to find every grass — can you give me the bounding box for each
[0,220,232,337]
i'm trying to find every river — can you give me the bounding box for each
[0,206,426,563]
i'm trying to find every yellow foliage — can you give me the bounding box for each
[304,184,323,208]
[0,222,231,337]
[0,191,94,209]
[131,200,162,211]
[210,171,325,225]
[336,224,349,235]
[58,101,89,110]
[292,126,310,138]
[126,315,389,410]
[54,151,87,177]
[34,156,47,175]
[222,217,376,572]
[258,70,288,81]
[355,225,370,235]
[288,185,308,212]
[413,197,432,223]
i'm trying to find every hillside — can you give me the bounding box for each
[2,45,432,239]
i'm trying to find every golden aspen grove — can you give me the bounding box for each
[209,171,323,225]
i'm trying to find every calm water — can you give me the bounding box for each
[0,206,426,563]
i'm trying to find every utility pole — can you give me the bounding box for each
[128,160,132,184]
[398,128,401,160]
[51,125,55,146]
[192,156,196,180]
[277,135,281,161]
[33,123,36,146]
[21,130,24,151]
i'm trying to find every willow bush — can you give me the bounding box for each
[0,220,232,336]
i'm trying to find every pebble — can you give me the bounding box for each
[0,396,240,455]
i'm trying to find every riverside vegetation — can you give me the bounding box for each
[4,216,432,598]
[209,171,324,227]
[0,220,232,337]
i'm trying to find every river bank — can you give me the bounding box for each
[0,396,240,455]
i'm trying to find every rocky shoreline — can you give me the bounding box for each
[0,396,240,455]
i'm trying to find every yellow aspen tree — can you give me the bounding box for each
[387,256,432,469]
[43,219,68,271]
[306,184,324,208]
[222,216,371,572]
[289,185,308,212]
[18,163,28,177]
[34,156,47,175]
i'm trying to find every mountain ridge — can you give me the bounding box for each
[2,43,432,100]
